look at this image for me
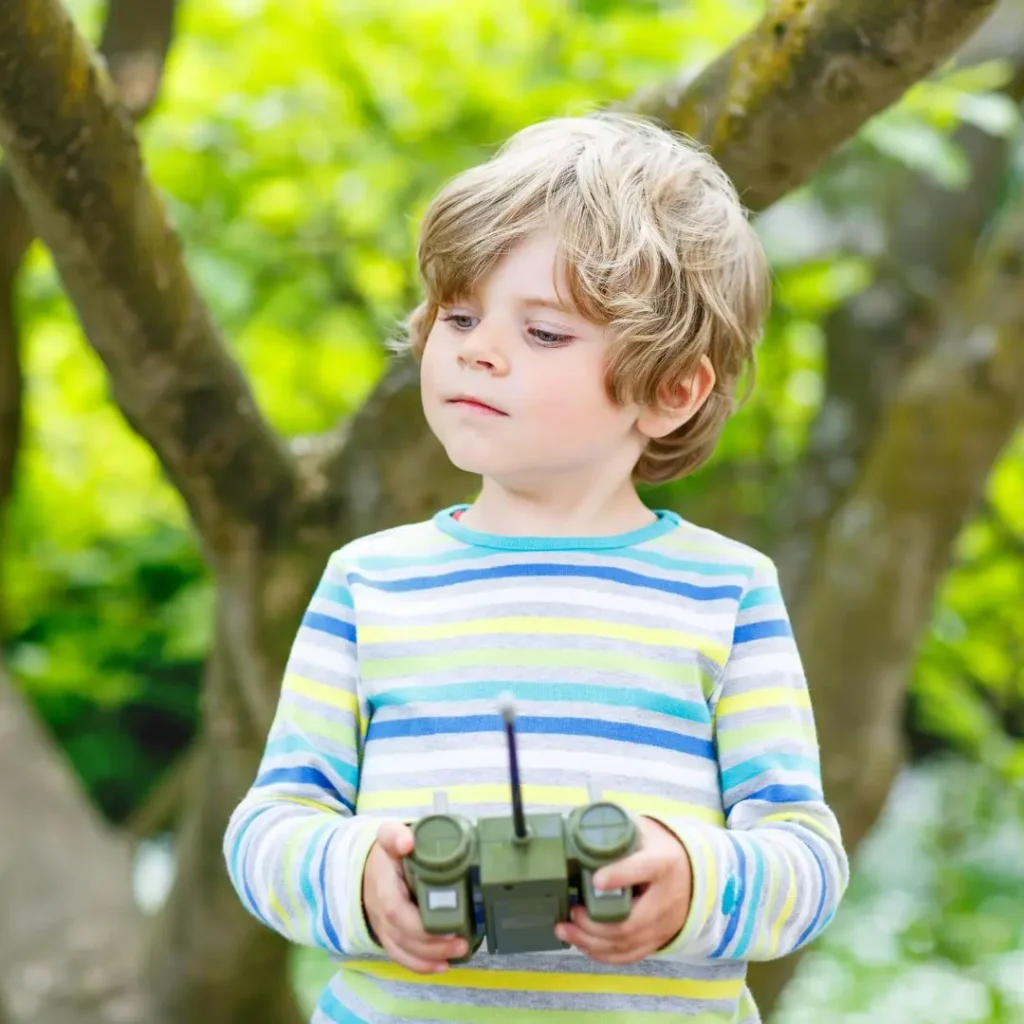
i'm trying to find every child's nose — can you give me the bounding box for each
[458,330,509,374]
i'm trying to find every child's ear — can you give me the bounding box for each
[636,356,716,440]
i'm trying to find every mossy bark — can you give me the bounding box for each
[0,0,296,550]
[629,0,999,211]
[749,197,1024,1017]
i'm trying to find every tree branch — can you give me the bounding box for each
[0,0,297,556]
[97,0,179,120]
[628,0,1000,212]
[748,194,1024,1018]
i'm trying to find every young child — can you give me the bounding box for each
[223,111,849,1023]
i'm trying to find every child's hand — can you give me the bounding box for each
[555,816,692,964]
[362,821,470,974]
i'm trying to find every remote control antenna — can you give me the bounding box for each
[497,691,528,841]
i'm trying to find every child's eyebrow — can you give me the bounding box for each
[520,296,576,315]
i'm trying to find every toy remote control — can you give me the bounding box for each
[401,692,639,957]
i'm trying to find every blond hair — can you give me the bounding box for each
[400,111,771,485]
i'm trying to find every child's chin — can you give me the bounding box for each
[444,445,516,478]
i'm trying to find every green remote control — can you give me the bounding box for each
[402,693,639,956]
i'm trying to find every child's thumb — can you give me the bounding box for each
[376,820,415,858]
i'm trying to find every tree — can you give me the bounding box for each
[0,0,1018,1022]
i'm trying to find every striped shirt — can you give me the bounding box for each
[224,505,849,1023]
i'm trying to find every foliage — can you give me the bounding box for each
[3,0,1023,835]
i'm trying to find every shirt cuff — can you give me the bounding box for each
[643,815,730,958]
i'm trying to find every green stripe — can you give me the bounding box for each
[715,721,813,753]
[361,648,709,689]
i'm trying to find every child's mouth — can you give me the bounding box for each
[448,396,508,416]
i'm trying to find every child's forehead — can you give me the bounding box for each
[452,233,579,306]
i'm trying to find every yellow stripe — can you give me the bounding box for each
[610,791,725,827]
[284,672,359,714]
[360,617,728,664]
[277,795,340,815]
[268,881,288,930]
[340,969,739,1023]
[717,687,810,717]
[343,960,743,1001]
[357,784,724,825]
[761,811,836,842]
[769,849,797,956]
[690,828,718,934]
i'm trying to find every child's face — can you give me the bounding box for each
[419,230,650,492]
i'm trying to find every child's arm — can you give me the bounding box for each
[221,554,383,957]
[653,555,850,962]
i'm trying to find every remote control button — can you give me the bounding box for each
[413,815,471,870]
[575,803,635,859]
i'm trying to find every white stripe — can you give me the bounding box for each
[354,582,737,628]
[360,745,719,791]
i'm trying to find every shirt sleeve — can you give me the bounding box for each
[651,555,850,961]
[222,553,385,957]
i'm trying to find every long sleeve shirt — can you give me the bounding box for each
[223,505,849,1023]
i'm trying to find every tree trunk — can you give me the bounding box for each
[749,194,1024,1018]
[0,2,179,1023]
[0,665,158,1024]
[0,0,1014,1021]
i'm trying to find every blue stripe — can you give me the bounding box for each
[316,984,369,1023]
[303,610,356,642]
[254,766,356,813]
[300,822,328,948]
[795,838,829,949]
[349,564,742,602]
[352,544,755,579]
[265,736,359,788]
[319,829,343,953]
[740,585,781,610]
[720,754,820,791]
[713,836,747,957]
[366,714,716,760]
[230,805,276,924]
[734,619,792,644]
[742,784,822,805]
[731,841,764,958]
[314,579,354,607]
[370,681,710,724]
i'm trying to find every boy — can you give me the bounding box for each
[223,111,849,1023]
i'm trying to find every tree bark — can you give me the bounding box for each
[749,195,1024,1018]
[0,0,297,554]
[774,60,1024,603]
[0,192,154,1024]
[0,664,158,1024]
[628,0,999,213]
[0,2,180,1023]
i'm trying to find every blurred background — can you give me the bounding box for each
[1,1,1023,1022]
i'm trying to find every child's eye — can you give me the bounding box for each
[441,313,477,330]
[529,327,573,347]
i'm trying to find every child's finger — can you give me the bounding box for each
[376,820,415,859]
[379,933,451,975]
[591,848,661,892]
[555,921,650,964]
[376,879,468,962]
